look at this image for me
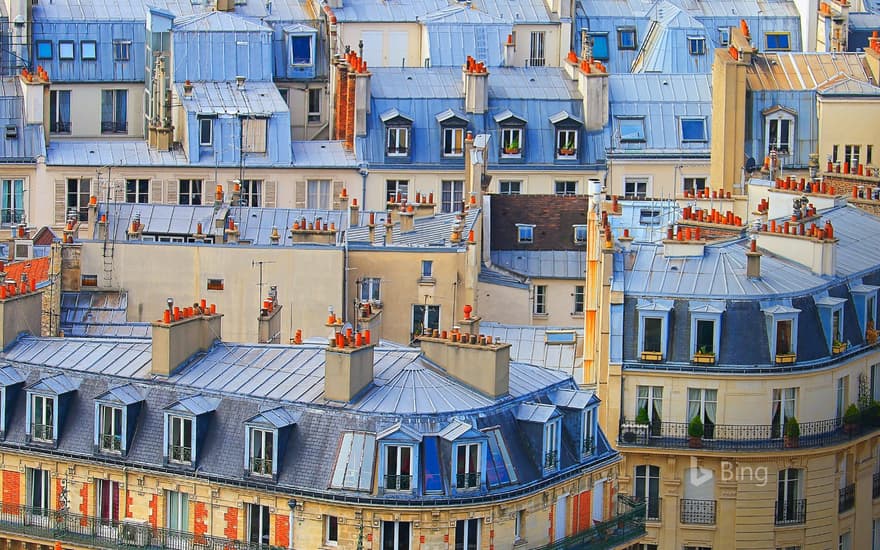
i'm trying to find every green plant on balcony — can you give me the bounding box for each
[843,403,861,434]
[692,345,716,364]
[559,139,576,156]
[635,407,650,425]
[862,401,880,427]
[784,416,800,448]
[688,415,704,448]
[866,320,878,345]
[832,338,848,354]
[503,138,520,155]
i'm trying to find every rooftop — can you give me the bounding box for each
[746,52,874,91]
[348,208,480,249]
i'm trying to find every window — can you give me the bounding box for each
[179,179,202,205]
[573,225,587,244]
[688,36,706,55]
[683,177,707,194]
[307,179,331,209]
[840,533,851,550]
[776,468,803,524]
[582,407,595,454]
[556,129,578,159]
[325,516,339,546]
[27,468,50,512]
[766,113,794,155]
[776,319,793,355]
[455,519,480,550]
[455,443,480,489]
[101,90,128,133]
[289,35,313,66]
[625,178,648,199]
[618,118,646,142]
[498,180,521,194]
[308,89,321,122]
[765,32,791,51]
[384,445,413,491]
[589,33,609,60]
[381,521,410,550]
[31,394,54,442]
[81,41,97,60]
[1,179,24,225]
[441,180,464,213]
[681,118,707,142]
[421,260,433,279]
[96,479,120,524]
[501,128,523,158]
[385,180,408,203]
[411,304,439,338]
[443,127,465,157]
[240,179,261,207]
[718,27,731,46]
[360,277,380,302]
[643,317,662,353]
[166,490,188,531]
[543,420,559,470]
[636,386,663,429]
[199,118,213,146]
[386,126,410,156]
[249,428,274,475]
[868,145,874,166]
[618,27,637,50]
[99,404,123,452]
[241,118,267,153]
[82,275,98,287]
[771,388,797,438]
[555,181,577,196]
[206,278,224,291]
[168,415,193,464]
[59,41,74,60]
[687,388,717,438]
[844,145,860,168]
[574,285,585,314]
[514,510,524,542]
[49,90,71,133]
[67,178,91,222]
[36,41,52,60]
[517,224,534,243]
[529,31,545,67]
[634,465,661,521]
[247,504,270,546]
[534,285,547,315]
[125,179,149,204]
[836,376,849,420]
[113,40,131,61]
[832,307,844,344]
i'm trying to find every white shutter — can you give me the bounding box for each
[264,180,277,208]
[54,179,66,224]
[331,180,344,210]
[165,180,178,205]
[113,179,125,203]
[294,181,306,208]
[150,179,164,203]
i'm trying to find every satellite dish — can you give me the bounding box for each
[745,157,757,172]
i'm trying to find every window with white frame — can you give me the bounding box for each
[360,277,380,302]
[573,225,587,244]
[98,404,123,452]
[844,145,860,168]
[687,388,717,438]
[246,503,270,546]
[533,285,547,315]
[380,521,410,550]
[618,117,646,142]
[529,31,545,66]
[249,427,274,475]
[771,388,797,438]
[442,127,465,157]
[574,285,585,315]
[636,386,663,426]
[325,515,339,546]
[1,179,24,226]
[31,394,55,442]
[499,180,521,194]
[776,468,802,523]
[582,407,595,455]
[384,444,413,491]
[634,465,661,521]
[766,112,794,155]
[308,89,321,122]
[543,420,560,470]
[501,127,523,158]
[441,180,463,213]
[643,317,663,354]
[683,177,707,194]
[555,181,577,196]
[455,519,481,550]
[556,129,578,159]
[411,304,439,338]
[198,118,213,146]
[514,510,524,542]
[816,297,846,352]
[421,260,433,278]
[112,40,131,61]
[455,442,480,489]
[688,36,706,55]
[168,415,193,464]
[289,34,314,66]
[96,479,120,524]
[386,126,410,156]
[49,90,71,133]
[307,179,331,209]
[386,180,408,203]
[764,306,800,359]
[693,318,716,355]
[67,177,91,222]
[776,319,794,355]
[125,179,149,204]
[240,179,261,207]
[178,179,202,206]
[517,224,534,243]
[26,468,50,512]
[625,178,648,199]
[718,27,731,46]
[638,300,672,359]
[166,490,188,531]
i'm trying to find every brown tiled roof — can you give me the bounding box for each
[489,194,588,250]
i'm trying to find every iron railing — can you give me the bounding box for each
[874,473,880,499]
[582,437,595,456]
[101,121,128,134]
[617,417,867,451]
[775,499,806,525]
[544,451,559,470]
[0,503,285,550]
[384,474,412,491]
[50,121,71,134]
[455,472,479,489]
[168,445,192,464]
[532,496,645,550]
[250,458,272,476]
[100,434,122,452]
[630,496,660,521]
[839,484,855,513]
[32,424,53,442]
[679,499,716,525]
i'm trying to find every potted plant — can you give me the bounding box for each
[559,139,576,156]
[866,320,878,345]
[692,345,716,364]
[843,403,861,434]
[863,401,880,427]
[832,338,848,354]
[688,415,704,448]
[636,406,650,425]
[783,416,800,448]
[503,138,520,155]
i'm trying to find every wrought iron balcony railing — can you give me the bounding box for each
[679,499,716,525]
[250,457,272,476]
[168,445,192,464]
[455,472,479,489]
[775,499,806,525]
[32,423,53,442]
[532,496,645,550]
[100,434,122,452]
[384,474,412,491]
[839,484,855,513]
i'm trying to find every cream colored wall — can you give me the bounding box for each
[511,24,562,68]
[476,281,531,325]
[607,160,712,199]
[337,23,423,67]
[817,98,880,168]
[280,84,330,141]
[79,241,344,343]
[48,83,144,138]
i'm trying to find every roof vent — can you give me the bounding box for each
[235,75,246,89]
[5,125,17,139]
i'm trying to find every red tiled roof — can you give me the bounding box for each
[3,256,50,285]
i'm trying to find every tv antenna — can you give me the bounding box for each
[252,260,276,297]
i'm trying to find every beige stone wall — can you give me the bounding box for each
[47,83,144,139]
[817,98,880,169]
[607,160,713,199]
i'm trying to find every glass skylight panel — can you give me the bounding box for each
[681,118,707,142]
[485,429,517,486]
[618,118,645,142]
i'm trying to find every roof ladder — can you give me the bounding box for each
[102,232,114,285]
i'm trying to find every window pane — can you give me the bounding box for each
[291,36,312,64]
[696,320,714,353]
[619,119,645,142]
[681,119,706,141]
[590,34,609,59]
[644,318,662,352]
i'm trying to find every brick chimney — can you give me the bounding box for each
[463,57,489,114]
[151,299,222,376]
[0,281,42,348]
[258,291,282,344]
[324,329,375,402]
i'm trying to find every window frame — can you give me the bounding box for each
[542,419,561,471]
[239,179,262,207]
[533,285,547,316]
[97,403,124,453]
[166,490,189,531]
[361,278,380,303]
[682,177,707,195]
[765,111,795,156]
[58,40,75,60]
[198,117,213,147]
[625,177,648,199]
[688,36,707,56]
[166,414,195,465]
[247,426,275,477]
[573,285,585,315]
[81,40,97,61]
[573,225,587,244]
[455,518,481,549]
[380,521,411,550]
[440,180,464,213]
[498,180,521,195]
[246,503,271,547]
[680,118,707,143]
[637,300,672,360]
[421,260,433,279]
[67,177,91,222]
[178,179,203,206]
[386,126,410,157]
[325,515,339,546]
[528,31,546,67]
[500,127,523,159]
[112,40,131,61]
[125,179,149,204]
[556,128,578,159]
[453,441,482,490]
[0,178,25,226]
[100,89,128,134]
[718,27,731,46]
[30,393,56,443]
[385,180,408,203]
[555,181,577,196]
[517,224,534,243]
[765,32,791,51]
[49,90,72,134]
[442,126,465,158]
[617,117,646,143]
[307,88,321,122]
[763,306,800,360]
[382,443,415,492]
[306,179,331,209]
[617,27,637,50]
[36,41,52,60]
[288,34,315,67]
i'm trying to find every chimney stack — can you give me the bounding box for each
[384,214,393,245]
[357,301,383,343]
[151,298,222,376]
[350,198,360,227]
[746,238,762,278]
[502,34,515,67]
[258,289,282,343]
[577,59,608,131]
[399,206,415,233]
[0,280,42,349]
[463,56,489,114]
[324,331,375,402]
[19,67,50,145]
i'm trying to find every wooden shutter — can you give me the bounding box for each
[264,180,277,208]
[113,179,125,202]
[294,181,306,208]
[54,179,66,224]
[150,179,164,203]
[331,180,344,210]
[165,180,178,205]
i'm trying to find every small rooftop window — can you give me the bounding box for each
[546,330,577,344]
[688,36,706,56]
[36,41,52,60]
[680,118,707,142]
[617,27,637,50]
[765,32,791,51]
[516,224,534,243]
[618,117,646,142]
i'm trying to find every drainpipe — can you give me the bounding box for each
[359,164,369,212]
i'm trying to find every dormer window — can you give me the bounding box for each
[516,403,561,473]
[543,420,560,471]
[99,405,123,452]
[289,34,314,66]
[637,299,673,361]
[249,428,274,476]
[550,111,582,160]
[583,407,596,456]
[26,374,79,446]
[763,106,795,156]
[168,415,194,464]
[436,109,468,158]
[381,109,413,159]
[689,301,725,364]
[688,36,706,55]
[244,407,299,479]
[377,423,421,494]
[440,420,486,493]
[31,394,54,442]
[495,110,526,160]
[850,284,879,338]
[164,395,220,467]
[816,296,847,354]
[455,443,480,489]
[763,304,800,363]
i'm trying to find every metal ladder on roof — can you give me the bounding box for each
[102,237,114,286]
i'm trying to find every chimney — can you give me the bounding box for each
[662,225,707,257]
[87,195,98,229]
[414,193,435,218]
[183,80,193,98]
[450,214,463,243]
[350,198,360,227]
[577,59,609,131]
[0,281,42,349]
[357,301,383,343]
[353,59,371,138]
[324,331,375,402]
[746,238,762,278]
[225,216,240,244]
[384,215,393,245]
[419,307,510,399]
[866,32,880,85]
[235,75,246,90]
[290,217,338,244]
[756,219,838,276]
[502,34,515,67]
[463,56,489,114]
[258,290,282,343]
[368,211,376,244]
[399,205,415,233]
[19,67,50,145]
[151,298,222,376]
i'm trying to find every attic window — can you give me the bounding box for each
[30,394,55,443]
[680,118,707,142]
[167,415,194,464]
[546,330,576,344]
[765,32,791,51]
[36,41,52,60]
[82,274,98,287]
[618,117,646,142]
[617,27,637,50]
[718,27,731,46]
[289,34,314,67]
[687,36,706,56]
[59,41,74,60]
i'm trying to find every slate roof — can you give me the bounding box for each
[347,209,480,249]
[60,291,152,339]
[491,251,586,279]
[176,81,289,116]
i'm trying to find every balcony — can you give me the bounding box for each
[532,495,646,550]
[101,121,128,134]
[632,496,661,521]
[384,474,412,491]
[31,423,53,442]
[618,417,877,451]
[839,484,855,513]
[250,457,272,476]
[874,473,880,499]
[775,499,806,526]
[680,499,716,525]
[455,472,479,490]
[168,445,192,464]
[0,504,285,550]
[99,433,121,452]
[544,450,559,470]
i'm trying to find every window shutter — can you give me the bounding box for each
[331,180,343,210]
[150,179,164,203]
[113,179,125,202]
[294,181,306,208]
[54,180,66,224]
[264,180,277,208]
[165,180,178,205]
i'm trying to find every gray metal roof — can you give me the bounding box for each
[491,250,586,279]
[26,373,81,394]
[478,266,529,289]
[0,364,24,387]
[369,67,578,101]
[480,322,583,378]
[246,407,301,428]
[96,383,145,405]
[166,394,221,415]
[176,81,288,117]
[60,291,152,339]
[823,206,880,277]
[291,141,358,168]
[173,11,272,32]
[32,0,310,21]
[348,209,480,249]
[551,388,598,410]
[515,402,559,423]
[46,140,188,167]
